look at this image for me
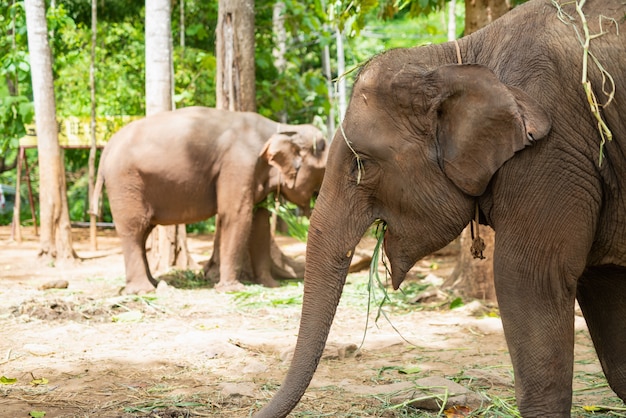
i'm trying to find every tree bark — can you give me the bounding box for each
[88,0,97,251]
[24,0,76,263]
[216,0,256,112]
[444,225,497,301]
[464,0,511,35]
[145,0,193,275]
[444,0,511,302]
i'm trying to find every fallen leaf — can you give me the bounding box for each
[583,405,626,412]
[449,297,464,310]
[0,376,17,385]
[111,311,143,323]
[398,366,421,375]
[30,377,49,386]
[29,411,46,418]
[444,405,472,417]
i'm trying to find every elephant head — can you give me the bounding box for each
[260,127,328,214]
[254,60,550,417]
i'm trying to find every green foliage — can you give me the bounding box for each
[0,0,33,153]
[254,0,329,125]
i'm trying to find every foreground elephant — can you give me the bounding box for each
[93,107,327,293]
[254,0,626,416]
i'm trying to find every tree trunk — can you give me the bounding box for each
[145,0,193,275]
[88,0,97,251]
[24,0,76,263]
[272,1,287,123]
[215,0,256,112]
[447,0,457,41]
[444,224,497,301]
[444,0,511,301]
[321,42,335,142]
[464,0,511,35]
[336,27,346,122]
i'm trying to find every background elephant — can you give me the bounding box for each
[93,106,327,294]
[254,0,626,417]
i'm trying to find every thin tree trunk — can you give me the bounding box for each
[24,0,76,263]
[88,0,97,251]
[322,42,335,142]
[216,0,256,112]
[448,0,457,41]
[272,1,287,123]
[179,0,185,50]
[335,27,346,122]
[145,0,192,275]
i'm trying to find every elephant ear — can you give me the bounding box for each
[259,132,303,188]
[434,64,551,196]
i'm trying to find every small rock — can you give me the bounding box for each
[421,273,444,287]
[242,360,268,374]
[468,317,503,335]
[388,376,485,411]
[455,300,485,315]
[219,382,256,398]
[24,343,55,356]
[38,280,69,290]
[464,368,513,388]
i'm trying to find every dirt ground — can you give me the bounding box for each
[0,226,620,417]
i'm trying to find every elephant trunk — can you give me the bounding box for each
[254,191,373,418]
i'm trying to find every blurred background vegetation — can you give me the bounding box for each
[0,0,463,230]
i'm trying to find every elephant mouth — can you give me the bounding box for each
[381,224,414,291]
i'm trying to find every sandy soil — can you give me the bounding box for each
[0,226,618,417]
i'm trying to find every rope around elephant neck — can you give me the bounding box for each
[454,39,462,65]
[454,39,486,260]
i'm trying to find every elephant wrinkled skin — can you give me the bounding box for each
[254,0,626,417]
[93,107,327,294]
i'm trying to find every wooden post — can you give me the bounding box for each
[11,147,23,242]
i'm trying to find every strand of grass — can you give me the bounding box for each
[552,0,616,165]
[138,296,173,315]
[358,221,386,350]
[475,394,521,417]
[358,221,422,351]
[582,404,626,412]
[576,0,615,164]
[573,382,610,392]
[387,391,450,413]
[338,119,363,185]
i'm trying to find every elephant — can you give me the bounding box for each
[92,106,327,294]
[254,0,626,417]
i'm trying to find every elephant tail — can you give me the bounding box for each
[90,158,105,217]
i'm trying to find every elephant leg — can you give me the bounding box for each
[214,208,252,292]
[249,208,280,287]
[118,224,157,294]
[494,257,577,417]
[577,266,626,400]
[108,185,158,295]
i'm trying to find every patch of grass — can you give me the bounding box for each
[232,282,304,309]
[159,269,211,289]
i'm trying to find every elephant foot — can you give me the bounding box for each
[257,276,280,288]
[121,281,157,295]
[214,280,245,293]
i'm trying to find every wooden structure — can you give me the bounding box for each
[12,115,139,241]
